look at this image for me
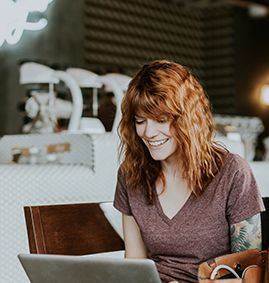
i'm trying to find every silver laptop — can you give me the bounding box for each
[18,253,162,283]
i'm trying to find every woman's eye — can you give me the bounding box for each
[157,119,165,123]
[135,120,145,125]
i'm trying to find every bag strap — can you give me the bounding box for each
[210,265,240,279]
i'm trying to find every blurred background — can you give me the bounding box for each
[1,0,269,155]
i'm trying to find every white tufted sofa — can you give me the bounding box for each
[0,133,120,283]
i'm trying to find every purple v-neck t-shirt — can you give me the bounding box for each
[114,153,265,283]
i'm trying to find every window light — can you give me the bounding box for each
[260,84,269,106]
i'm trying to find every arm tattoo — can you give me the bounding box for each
[230,213,262,253]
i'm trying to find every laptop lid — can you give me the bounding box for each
[18,253,162,283]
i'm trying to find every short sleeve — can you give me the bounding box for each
[225,155,265,224]
[113,169,133,216]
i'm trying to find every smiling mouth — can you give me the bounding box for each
[148,138,169,147]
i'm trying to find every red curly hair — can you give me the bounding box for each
[118,60,227,204]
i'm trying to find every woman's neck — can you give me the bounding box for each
[160,158,183,179]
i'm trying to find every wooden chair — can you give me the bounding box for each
[24,202,124,255]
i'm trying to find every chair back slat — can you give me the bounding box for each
[24,203,124,255]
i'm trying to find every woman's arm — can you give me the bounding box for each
[122,214,148,258]
[230,213,262,253]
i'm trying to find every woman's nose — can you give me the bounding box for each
[144,120,158,138]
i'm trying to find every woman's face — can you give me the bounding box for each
[135,116,178,165]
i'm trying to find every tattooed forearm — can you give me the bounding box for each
[230,213,262,253]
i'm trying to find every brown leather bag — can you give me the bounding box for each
[198,249,268,283]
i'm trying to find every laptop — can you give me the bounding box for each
[18,253,162,283]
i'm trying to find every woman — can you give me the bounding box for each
[113,60,265,283]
